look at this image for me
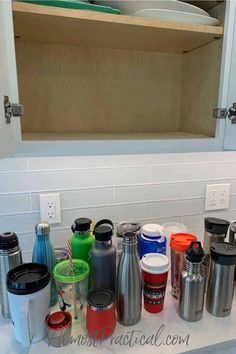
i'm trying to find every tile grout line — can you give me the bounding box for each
[2,160,236,175]
[113,187,116,204]
[2,176,236,195]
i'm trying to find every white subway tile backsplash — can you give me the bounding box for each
[149,199,204,219]
[183,180,236,199]
[74,203,148,223]
[0,212,40,233]
[0,170,73,193]
[28,155,113,171]
[216,162,236,179]
[50,229,70,248]
[151,163,216,183]
[75,167,149,188]
[0,158,28,172]
[1,151,236,255]
[182,215,205,231]
[0,194,31,215]
[139,216,183,227]
[183,181,208,199]
[51,210,74,229]
[114,153,185,167]
[61,189,114,209]
[32,188,114,211]
[17,232,35,252]
[186,152,236,163]
[229,196,236,210]
[115,183,182,203]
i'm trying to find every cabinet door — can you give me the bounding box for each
[224,2,236,150]
[0,0,21,159]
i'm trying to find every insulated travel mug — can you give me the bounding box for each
[7,263,50,347]
[141,253,169,313]
[86,289,116,339]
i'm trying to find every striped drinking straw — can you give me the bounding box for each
[67,239,78,320]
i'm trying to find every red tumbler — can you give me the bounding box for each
[86,289,116,339]
[141,253,169,313]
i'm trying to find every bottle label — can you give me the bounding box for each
[143,279,166,305]
[140,235,166,259]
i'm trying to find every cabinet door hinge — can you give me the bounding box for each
[4,95,24,124]
[213,103,236,124]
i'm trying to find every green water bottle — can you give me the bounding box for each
[71,218,94,262]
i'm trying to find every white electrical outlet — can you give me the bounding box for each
[39,193,61,224]
[205,184,230,211]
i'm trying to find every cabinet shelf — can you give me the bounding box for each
[13,1,223,53]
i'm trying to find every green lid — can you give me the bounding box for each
[53,259,89,283]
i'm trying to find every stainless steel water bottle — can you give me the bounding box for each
[229,222,236,283]
[116,220,141,264]
[0,232,22,318]
[90,219,116,293]
[117,231,142,325]
[206,242,236,317]
[178,241,205,322]
[203,217,230,291]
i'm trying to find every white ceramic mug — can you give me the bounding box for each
[7,263,50,347]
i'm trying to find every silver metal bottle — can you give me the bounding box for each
[203,217,230,291]
[0,232,22,318]
[117,231,142,325]
[179,241,205,322]
[206,242,236,317]
[229,222,236,283]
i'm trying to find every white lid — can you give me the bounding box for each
[141,253,169,274]
[142,224,163,237]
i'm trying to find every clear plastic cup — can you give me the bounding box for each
[162,222,187,259]
[53,259,89,321]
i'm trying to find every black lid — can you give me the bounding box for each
[71,218,92,233]
[204,217,230,235]
[186,241,204,263]
[87,289,115,308]
[93,219,114,241]
[7,263,50,295]
[0,232,19,250]
[117,221,141,237]
[211,242,236,266]
[94,225,113,241]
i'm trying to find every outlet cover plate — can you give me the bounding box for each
[205,183,230,211]
[39,193,61,224]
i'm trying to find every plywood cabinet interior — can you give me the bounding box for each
[13,2,224,140]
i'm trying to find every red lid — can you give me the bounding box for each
[170,233,197,252]
[45,311,72,331]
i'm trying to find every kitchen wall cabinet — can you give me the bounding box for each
[0,0,236,158]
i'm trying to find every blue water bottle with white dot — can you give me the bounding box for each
[140,224,166,259]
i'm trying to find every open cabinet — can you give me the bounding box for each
[0,0,236,157]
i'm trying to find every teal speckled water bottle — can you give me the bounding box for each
[32,222,57,306]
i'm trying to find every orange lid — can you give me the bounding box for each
[170,233,197,252]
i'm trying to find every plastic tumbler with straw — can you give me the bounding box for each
[53,241,90,321]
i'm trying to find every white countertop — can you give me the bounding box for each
[1,285,236,354]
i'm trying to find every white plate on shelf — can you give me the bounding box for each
[131,9,220,26]
[94,0,210,16]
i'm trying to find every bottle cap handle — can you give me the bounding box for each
[93,219,114,234]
